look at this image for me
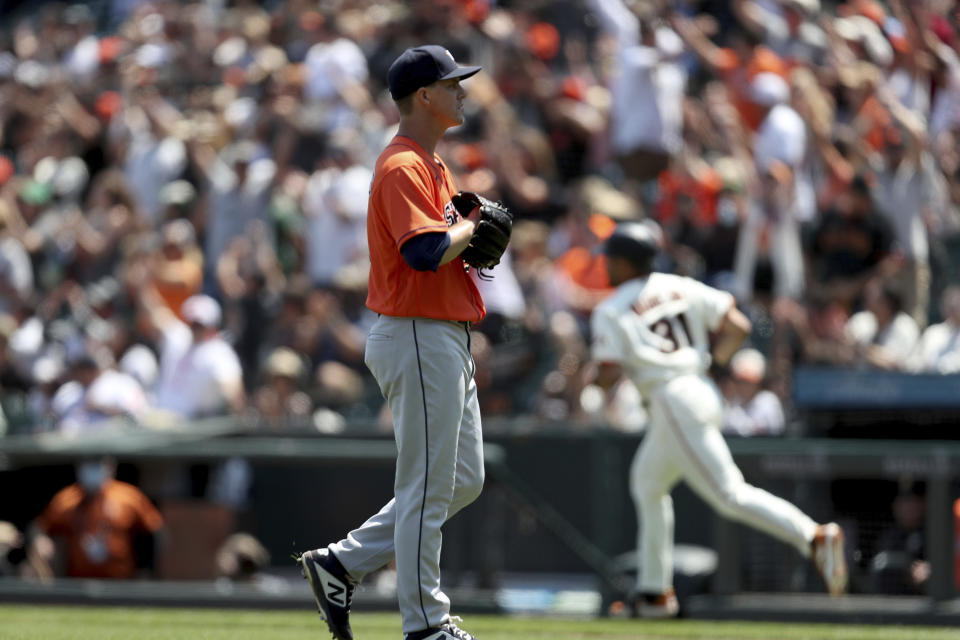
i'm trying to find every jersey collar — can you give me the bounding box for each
[392,135,444,168]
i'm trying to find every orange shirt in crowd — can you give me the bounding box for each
[552,213,617,311]
[152,251,204,321]
[715,46,789,131]
[656,168,724,228]
[855,95,893,152]
[366,135,485,322]
[36,479,164,579]
[555,247,611,291]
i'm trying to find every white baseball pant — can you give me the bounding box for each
[632,373,817,594]
[330,315,485,634]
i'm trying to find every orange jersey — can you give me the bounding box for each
[366,136,485,322]
[36,479,164,579]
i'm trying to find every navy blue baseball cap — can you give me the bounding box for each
[387,45,481,101]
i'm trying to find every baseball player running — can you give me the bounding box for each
[589,221,847,618]
[299,46,491,640]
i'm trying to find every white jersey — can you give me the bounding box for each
[591,272,829,601]
[591,272,733,394]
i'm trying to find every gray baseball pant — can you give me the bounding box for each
[330,315,484,634]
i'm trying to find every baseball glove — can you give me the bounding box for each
[451,191,513,279]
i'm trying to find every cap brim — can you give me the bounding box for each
[441,65,481,82]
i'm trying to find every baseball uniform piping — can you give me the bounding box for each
[411,319,431,628]
[464,324,474,377]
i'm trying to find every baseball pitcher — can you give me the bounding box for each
[298,45,511,640]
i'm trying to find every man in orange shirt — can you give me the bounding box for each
[299,45,486,640]
[28,457,163,579]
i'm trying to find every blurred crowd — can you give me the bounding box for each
[0,0,959,441]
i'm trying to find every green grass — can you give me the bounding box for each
[2,606,959,640]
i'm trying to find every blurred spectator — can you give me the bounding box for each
[199,140,278,282]
[27,457,164,579]
[721,347,786,437]
[156,180,197,227]
[697,156,747,286]
[870,479,928,595]
[311,359,367,433]
[751,72,806,179]
[0,521,27,577]
[215,224,286,388]
[870,95,948,329]
[669,8,787,132]
[532,310,592,424]
[52,347,148,437]
[834,61,889,153]
[267,171,306,277]
[7,175,63,292]
[751,69,817,225]
[301,11,371,126]
[142,293,245,420]
[139,85,277,282]
[928,16,960,139]
[845,278,920,370]
[654,136,724,278]
[509,219,553,310]
[301,286,368,371]
[0,200,33,315]
[589,0,686,183]
[546,207,619,319]
[150,218,204,320]
[0,312,33,434]
[831,10,893,70]
[912,285,960,373]
[259,273,310,357]
[120,96,188,227]
[463,69,559,218]
[881,4,930,119]
[733,0,827,69]
[806,173,896,312]
[775,294,850,368]
[18,352,66,435]
[790,66,852,215]
[118,343,159,396]
[733,160,805,304]
[61,4,99,86]
[215,532,270,583]
[472,244,526,339]
[302,128,371,288]
[72,169,141,284]
[252,346,312,425]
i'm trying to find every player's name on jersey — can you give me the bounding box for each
[632,290,683,316]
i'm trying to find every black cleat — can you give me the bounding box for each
[405,618,477,640]
[299,548,356,640]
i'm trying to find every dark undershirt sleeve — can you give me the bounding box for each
[400,231,452,272]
